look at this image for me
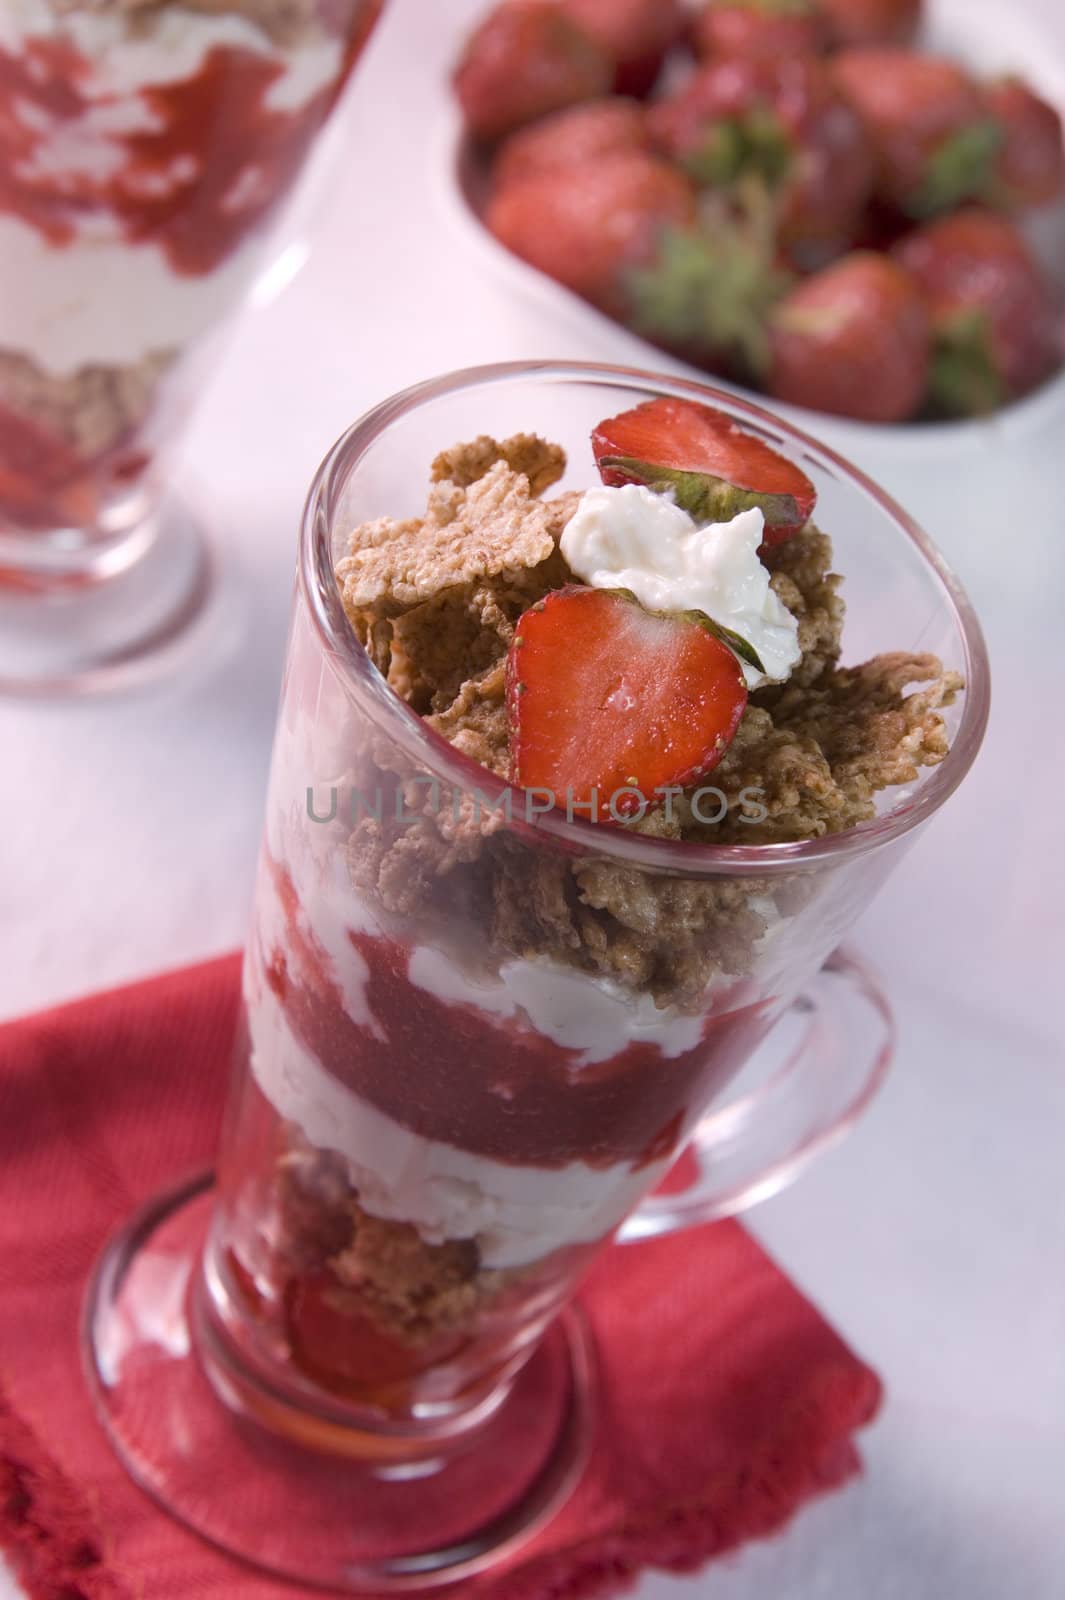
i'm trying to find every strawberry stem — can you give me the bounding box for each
[909,120,1003,218]
[706,0,816,13]
[927,309,1005,416]
[597,455,800,530]
[624,221,791,378]
[684,610,767,674]
[682,111,793,191]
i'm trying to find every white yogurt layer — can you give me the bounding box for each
[246,964,672,1270]
[0,4,343,374]
[560,485,801,690]
[409,944,705,1067]
[245,694,779,1271]
[261,700,714,1069]
[255,833,385,1042]
[260,795,710,1071]
[0,219,267,375]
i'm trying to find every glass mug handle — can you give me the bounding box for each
[618,949,895,1244]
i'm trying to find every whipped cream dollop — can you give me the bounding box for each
[560,485,801,690]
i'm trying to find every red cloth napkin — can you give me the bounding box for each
[0,957,881,1600]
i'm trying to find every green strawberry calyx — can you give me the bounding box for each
[603,587,768,677]
[595,455,802,534]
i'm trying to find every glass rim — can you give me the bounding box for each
[298,360,991,878]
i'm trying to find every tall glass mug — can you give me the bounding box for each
[0,0,383,692]
[85,365,990,1590]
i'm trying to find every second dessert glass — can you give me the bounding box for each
[84,363,990,1590]
[0,0,383,693]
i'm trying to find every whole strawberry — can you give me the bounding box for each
[652,57,875,267]
[560,0,688,97]
[486,153,695,313]
[894,209,1061,414]
[833,48,1000,218]
[592,395,817,542]
[494,98,649,187]
[767,251,931,421]
[624,209,792,380]
[693,0,826,63]
[454,1,612,142]
[819,0,922,48]
[984,78,1065,210]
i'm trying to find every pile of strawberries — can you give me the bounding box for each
[454,0,1065,423]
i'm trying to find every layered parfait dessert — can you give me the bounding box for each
[0,0,380,535]
[211,396,961,1416]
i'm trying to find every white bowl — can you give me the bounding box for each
[438,0,1065,560]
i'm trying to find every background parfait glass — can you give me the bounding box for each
[84,364,989,1591]
[0,0,383,694]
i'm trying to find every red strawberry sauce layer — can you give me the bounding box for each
[0,404,86,528]
[0,403,150,533]
[0,37,356,273]
[262,862,777,1170]
[0,13,378,527]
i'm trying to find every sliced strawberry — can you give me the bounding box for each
[506,586,748,818]
[591,395,817,544]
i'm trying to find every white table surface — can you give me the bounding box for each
[2,0,1064,1595]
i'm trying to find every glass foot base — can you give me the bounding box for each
[83,1175,596,1592]
[0,498,213,696]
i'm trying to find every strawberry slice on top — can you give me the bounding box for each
[506,586,747,820]
[592,396,816,545]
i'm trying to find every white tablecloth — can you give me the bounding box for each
[2,1,1064,1594]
